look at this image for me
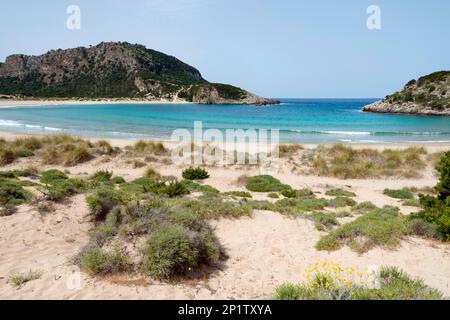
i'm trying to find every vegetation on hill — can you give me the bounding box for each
[0,42,277,104]
[363,71,450,115]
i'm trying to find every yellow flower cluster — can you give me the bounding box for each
[303,262,373,289]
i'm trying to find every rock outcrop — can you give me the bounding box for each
[0,42,278,105]
[363,71,450,116]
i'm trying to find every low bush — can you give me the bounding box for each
[352,202,377,215]
[164,181,189,198]
[325,189,356,197]
[170,195,252,219]
[0,179,32,206]
[86,187,125,221]
[7,270,43,288]
[402,199,421,207]
[224,191,252,198]
[245,175,291,192]
[182,167,210,180]
[406,218,437,239]
[111,176,126,184]
[307,212,339,231]
[181,180,220,195]
[80,197,222,279]
[78,246,131,275]
[40,169,68,184]
[267,192,280,199]
[281,188,315,199]
[274,198,328,215]
[90,170,113,182]
[383,189,414,199]
[141,224,198,279]
[312,144,427,179]
[408,151,449,241]
[327,197,357,208]
[15,149,34,158]
[316,206,405,253]
[275,265,443,300]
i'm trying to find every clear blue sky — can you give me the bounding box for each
[1,0,449,98]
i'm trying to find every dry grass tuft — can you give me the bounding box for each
[311,144,427,179]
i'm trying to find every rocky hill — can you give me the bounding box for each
[0,42,278,105]
[363,71,450,116]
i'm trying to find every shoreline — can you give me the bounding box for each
[0,99,193,108]
[1,130,449,152]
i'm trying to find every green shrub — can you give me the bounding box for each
[327,197,357,208]
[408,152,450,241]
[0,179,32,205]
[435,151,450,200]
[79,246,130,275]
[224,191,252,198]
[383,189,414,199]
[111,176,126,184]
[325,189,356,197]
[281,188,315,199]
[307,212,339,230]
[0,171,17,179]
[412,195,449,241]
[316,206,406,253]
[182,167,210,180]
[15,149,35,158]
[274,198,328,215]
[352,202,377,215]
[8,270,43,288]
[141,224,198,279]
[402,199,421,207]
[42,181,76,201]
[40,169,68,184]
[268,193,280,199]
[86,187,125,220]
[245,175,291,192]
[275,266,444,300]
[170,195,252,219]
[164,181,189,198]
[181,180,220,195]
[406,218,437,239]
[91,170,113,182]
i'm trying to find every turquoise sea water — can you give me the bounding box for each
[0,99,449,143]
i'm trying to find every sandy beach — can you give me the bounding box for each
[0,128,449,299]
[0,99,193,109]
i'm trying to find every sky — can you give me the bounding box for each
[1,0,449,98]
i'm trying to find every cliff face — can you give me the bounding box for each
[0,42,278,105]
[363,71,450,116]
